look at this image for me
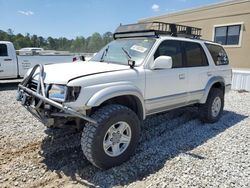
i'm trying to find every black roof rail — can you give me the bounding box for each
[113,22,202,39]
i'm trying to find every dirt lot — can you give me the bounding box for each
[0,83,249,188]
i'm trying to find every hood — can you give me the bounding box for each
[33,61,130,84]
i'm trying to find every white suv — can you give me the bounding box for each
[17,22,232,169]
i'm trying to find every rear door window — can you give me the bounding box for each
[183,41,208,67]
[0,44,8,56]
[205,43,229,65]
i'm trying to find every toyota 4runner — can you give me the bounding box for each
[17,22,232,169]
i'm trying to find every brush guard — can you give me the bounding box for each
[16,64,97,125]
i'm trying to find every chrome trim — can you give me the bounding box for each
[146,89,204,102]
[146,100,199,115]
[146,91,187,102]
[145,89,204,115]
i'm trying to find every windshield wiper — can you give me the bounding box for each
[121,47,132,59]
[100,45,109,62]
[121,48,135,68]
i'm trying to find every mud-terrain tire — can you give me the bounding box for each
[199,88,224,123]
[81,104,141,169]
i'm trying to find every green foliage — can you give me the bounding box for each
[0,29,113,53]
[89,33,103,52]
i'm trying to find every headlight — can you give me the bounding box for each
[48,85,81,102]
[48,84,67,102]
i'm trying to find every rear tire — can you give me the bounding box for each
[81,104,141,169]
[199,88,224,123]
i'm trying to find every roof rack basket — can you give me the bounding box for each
[113,22,202,39]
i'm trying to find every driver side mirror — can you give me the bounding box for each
[151,56,173,70]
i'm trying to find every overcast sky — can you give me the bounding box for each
[0,0,224,39]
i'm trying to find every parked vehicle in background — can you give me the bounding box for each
[16,22,232,169]
[0,41,92,79]
[73,53,95,62]
[18,47,44,56]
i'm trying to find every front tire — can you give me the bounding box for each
[81,104,141,169]
[199,88,224,123]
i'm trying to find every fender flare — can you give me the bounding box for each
[200,76,225,103]
[86,85,146,119]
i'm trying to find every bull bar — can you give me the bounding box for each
[16,64,97,124]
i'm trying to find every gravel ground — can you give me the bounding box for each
[0,84,249,188]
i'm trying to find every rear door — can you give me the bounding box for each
[182,41,211,102]
[0,43,16,79]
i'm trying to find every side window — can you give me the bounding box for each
[205,43,229,65]
[154,40,183,68]
[183,42,208,67]
[0,44,8,56]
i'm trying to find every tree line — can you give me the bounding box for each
[0,29,113,53]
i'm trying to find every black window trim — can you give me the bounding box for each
[154,39,209,69]
[214,23,242,46]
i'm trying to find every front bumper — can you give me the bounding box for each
[16,64,97,125]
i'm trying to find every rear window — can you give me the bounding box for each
[205,43,229,65]
[0,44,8,56]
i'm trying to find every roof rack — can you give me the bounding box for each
[113,22,202,39]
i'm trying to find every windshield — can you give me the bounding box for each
[91,38,155,66]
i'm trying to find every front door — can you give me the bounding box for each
[145,40,188,114]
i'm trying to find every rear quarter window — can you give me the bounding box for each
[205,43,229,66]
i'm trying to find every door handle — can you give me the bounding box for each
[4,58,12,61]
[179,73,185,80]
